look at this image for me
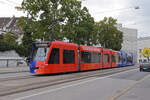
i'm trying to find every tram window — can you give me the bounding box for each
[123,56,126,62]
[81,52,90,63]
[127,56,132,63]
[63,49,75,64]
[91,52,101,63]
[48,48,59,64]
[104,54,109,63]
[81,51,100,63]
[32,47,49,61]
[112,55,116,62]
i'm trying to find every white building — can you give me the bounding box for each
[116,24,138,63]
[0,16,22,35]
[137,36,150,63]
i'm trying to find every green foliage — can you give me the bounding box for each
[95,17,123,50]
[0,31,26,57]
[17,16,34,57]
[0,32,18,51]
[22,33,33,57]
[62,6,96,45]
[21,0,64,41]
[0,40,15,51]
[15,44,27,57]
[21,0,96,45]
[3,31,18,44]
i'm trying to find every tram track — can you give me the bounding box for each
[0,68,115,82]
[0,75,36,82]
[0,66,137,97]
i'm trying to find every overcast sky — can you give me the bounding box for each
[0,0,149,38]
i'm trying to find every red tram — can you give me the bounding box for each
[29,41,133,74]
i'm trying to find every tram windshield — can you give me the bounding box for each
[127,55,132,63]
[32,43,50,61]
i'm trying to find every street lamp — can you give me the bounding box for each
[134,6,140,10]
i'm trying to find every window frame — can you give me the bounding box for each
[81,51,101,63]
[48,48,60,64]
[63,49,75,64]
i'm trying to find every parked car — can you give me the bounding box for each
[139,60,150,71]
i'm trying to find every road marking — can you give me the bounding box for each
[15,68,137,100]
[109,72,150,100]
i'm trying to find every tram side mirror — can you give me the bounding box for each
[25,57,30,65]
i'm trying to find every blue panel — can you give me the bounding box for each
[29,45,36,74]
[29,61,36,73]
[122,52,127,66]
[126,53,134,66]
[117,51,122,67]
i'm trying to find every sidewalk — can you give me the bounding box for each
[0,66,29,74]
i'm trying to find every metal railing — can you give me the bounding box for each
[0,58,26,67]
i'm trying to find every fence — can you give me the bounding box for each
[0,58,27,67]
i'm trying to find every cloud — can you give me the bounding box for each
[82,0,130,21]
[0,0,24,17]
[82,0,150,37]
[0,1,6,4]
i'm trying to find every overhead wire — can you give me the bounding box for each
[0,0,21,7]
[0,0,6,4]
[0,0,13,7]
[93,7,134,15]
[5,0,20,5]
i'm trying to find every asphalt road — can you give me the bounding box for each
[117,71,150,100]
[7,68,150,100]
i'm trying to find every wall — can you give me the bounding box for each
[0,50,27,67]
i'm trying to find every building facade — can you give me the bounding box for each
[0,16,23,35]
[0,16,23,44]
[116,24,138,63]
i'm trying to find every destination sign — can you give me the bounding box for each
[81,46,100,52]
[35,43,50,47]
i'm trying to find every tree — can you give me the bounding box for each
[17,17,33,57]
[61,3,95,45]
[95,17,123,50]
[21,0,96,45]
[21,0,65,41]
[3,31,18,45]
[0,31,18,51]
[141,47,150,61]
